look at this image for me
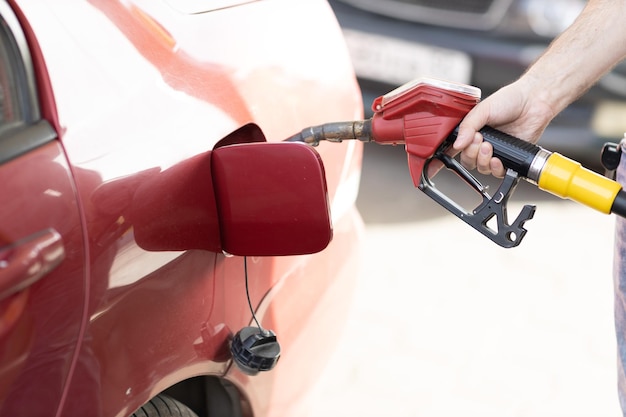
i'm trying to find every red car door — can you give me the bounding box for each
[0,3,86,415]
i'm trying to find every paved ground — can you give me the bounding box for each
[308,144,622,417]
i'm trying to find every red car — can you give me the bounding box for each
[0,0,364,416]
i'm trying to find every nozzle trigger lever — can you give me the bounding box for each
[419,153,536,248]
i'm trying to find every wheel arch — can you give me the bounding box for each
[157,375,248,417]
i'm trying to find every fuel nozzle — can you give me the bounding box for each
[286,76,626,248]
[287,78,480,184]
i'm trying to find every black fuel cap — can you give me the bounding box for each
[231,327,280,375]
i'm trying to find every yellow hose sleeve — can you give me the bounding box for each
[537,153,622,214]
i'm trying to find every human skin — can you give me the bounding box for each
[454,0,626,177]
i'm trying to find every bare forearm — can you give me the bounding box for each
[522,0,626,115]
[456,0,626,177]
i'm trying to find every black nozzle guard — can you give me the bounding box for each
[231,327,281,375]
[420,153,535,248]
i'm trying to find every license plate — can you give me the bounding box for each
[342,29,472,86]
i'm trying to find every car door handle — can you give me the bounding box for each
[0,229,65,300]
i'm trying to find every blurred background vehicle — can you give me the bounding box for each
[329,0,626,169]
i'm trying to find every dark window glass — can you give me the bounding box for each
[0,24,22,135]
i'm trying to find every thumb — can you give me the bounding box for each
[453,103,490,151]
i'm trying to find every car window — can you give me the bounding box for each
[0,1,55,164]
[0,16,24,136]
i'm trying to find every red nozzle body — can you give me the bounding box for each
[370,78,480,186]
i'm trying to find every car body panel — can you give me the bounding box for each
[0,138,87,415]
[1,0,364,416]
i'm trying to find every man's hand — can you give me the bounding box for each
[453,79,555,177]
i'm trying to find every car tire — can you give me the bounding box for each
[131,394,198,417]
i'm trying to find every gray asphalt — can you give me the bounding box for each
[309,144,621,417]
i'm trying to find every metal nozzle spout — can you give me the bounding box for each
[285,120,372,146]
